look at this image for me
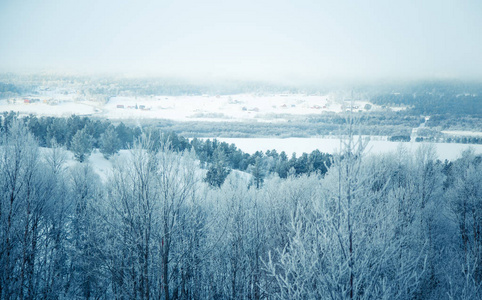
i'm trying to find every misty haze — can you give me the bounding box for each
[1,1,482,299]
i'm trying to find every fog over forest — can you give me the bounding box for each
[1,0,482,299]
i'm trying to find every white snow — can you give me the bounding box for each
[103,94,341,121]
[442,130,482,137]
[86,150,116,181]
[39,147,124,182]
[0,99,97,117]
[1,93,380,122]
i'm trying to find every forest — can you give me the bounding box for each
[370,81,482,116]
[1,111,333,184]
[1,113,481,299]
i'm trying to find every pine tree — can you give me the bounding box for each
[251,156,265,188]
[100,126,120,159]
[71,128,93,162]
[204,148,231,187]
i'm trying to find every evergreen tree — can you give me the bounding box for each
[251,156,265,188]
[100,126,120,159]
[71,128,93,162]
[204,148,231,187]
[115,122,131,148]
[276,151,290,178]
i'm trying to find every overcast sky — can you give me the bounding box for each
[1,0,481,83]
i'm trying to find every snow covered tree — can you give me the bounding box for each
[445,149,482,299]
[105,134,159,299]
[155,143,200,300]
[100,125,121,159]
[204,147,231,188]
[264,113,428,299]
[40,140,71,299]
[250,156,266,189]
[71,128,93,162]
[0,120,53,299]
[67,163,107,299]
[105,134,202,299]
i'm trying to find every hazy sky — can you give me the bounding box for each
[1,0,481,83]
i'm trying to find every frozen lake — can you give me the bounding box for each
[209,137,482,161]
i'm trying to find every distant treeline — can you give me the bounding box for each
[0,111,332,186]
[145,112,420,138]
[0,82,23,98]
[370,81,482,116]
[416,136,482,144]
[0,74,317,98]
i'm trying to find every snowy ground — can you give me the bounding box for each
[104,94,345,122]
[53,149,210,183]
[40,148,117,182]
[1,93,379,122]
[441,130,482,137]
[0,99,98,117]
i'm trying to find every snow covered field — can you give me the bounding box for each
[104,94,342,121]
[1,93,376,122]
[441,130,482,137]
[208,137,482,161]
[0,99,98,116]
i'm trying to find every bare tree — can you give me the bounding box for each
[105,133,201,300]
[0,120,53,299]
[445,149,482,299]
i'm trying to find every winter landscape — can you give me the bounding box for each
[1,1,482,299]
